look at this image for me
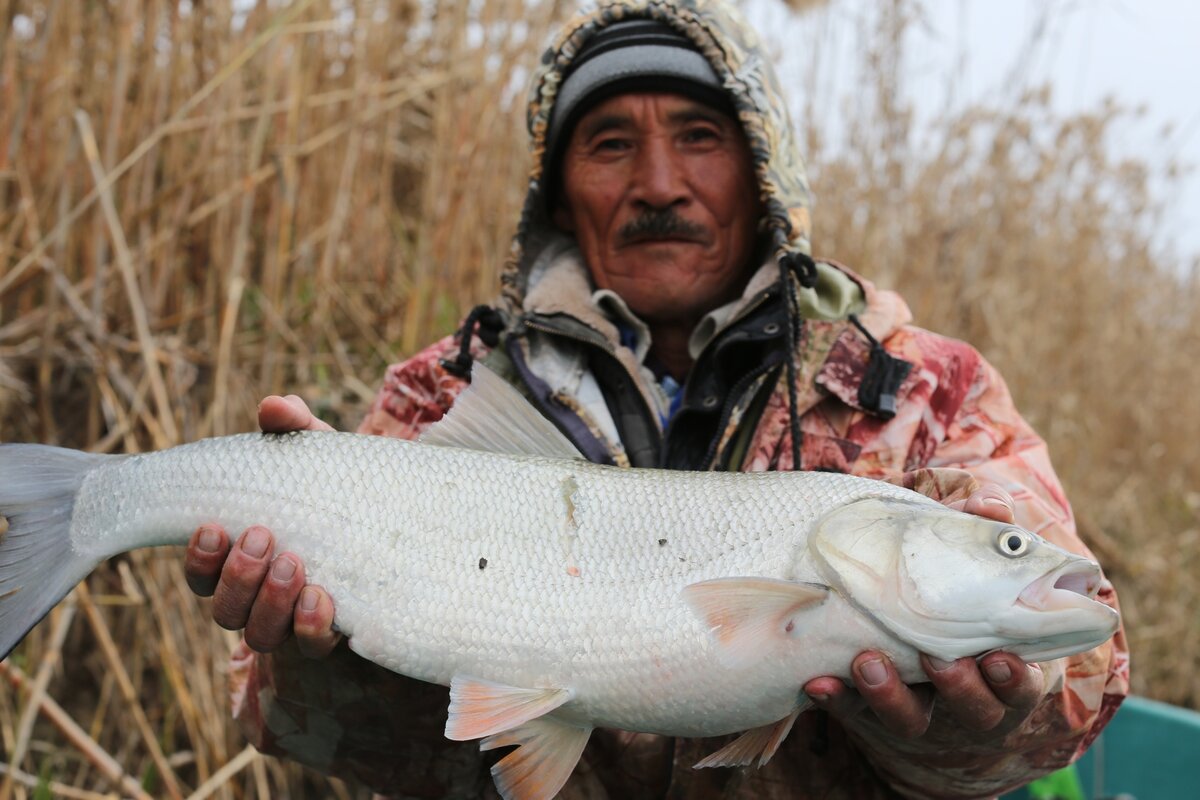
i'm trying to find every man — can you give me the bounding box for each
[185,2,1128,797]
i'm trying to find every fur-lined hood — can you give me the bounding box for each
[499,0,813,311]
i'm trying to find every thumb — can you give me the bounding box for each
[258,395,334,433]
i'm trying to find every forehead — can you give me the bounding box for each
[571,91,737,136]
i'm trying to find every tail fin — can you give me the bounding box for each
[0,444,112,660]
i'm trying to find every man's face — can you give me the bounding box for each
[553,92,761,328]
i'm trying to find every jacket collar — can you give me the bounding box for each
[522,245,918,418]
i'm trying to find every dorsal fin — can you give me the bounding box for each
[420,362,585,460]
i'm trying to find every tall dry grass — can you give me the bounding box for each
[1,1,570,796]
[0,0,1195,797]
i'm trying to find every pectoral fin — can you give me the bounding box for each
[444,675,573,741]
[481,716,593,800]
[681,577,829,669]
[694,699,810,769]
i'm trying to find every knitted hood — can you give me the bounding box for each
[499,0,814,311]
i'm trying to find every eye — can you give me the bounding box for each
[593,136,630,153]
[681,126,720,144]
[996,529,1030,557]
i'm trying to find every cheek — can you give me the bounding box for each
[702,158,759,227]
[565,169,624,224]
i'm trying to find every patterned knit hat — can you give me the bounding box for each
[542,19,733,207]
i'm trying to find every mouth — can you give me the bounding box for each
[1018,558,1102,611]
[620,234,705,248]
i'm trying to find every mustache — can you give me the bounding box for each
[618,210,708,245]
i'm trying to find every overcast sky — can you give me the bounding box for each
[745,0,1200,266]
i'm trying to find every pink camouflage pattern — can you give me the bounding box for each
[228,272,1128,799]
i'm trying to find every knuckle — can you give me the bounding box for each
[885,713,929,739]
[295,624,330,650]
[211,599,249,631]
[297,632,337,659]
[243,630,281,653]
[245,610,292,653]
[211,581,262,630]
[961,707,1005,733]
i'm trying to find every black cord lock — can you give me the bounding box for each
[848,314,912,419]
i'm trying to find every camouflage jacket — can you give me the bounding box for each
[230,263,1128,800]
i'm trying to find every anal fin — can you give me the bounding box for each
[481,716,593,800]
[694,699,810,769]
[444,675,573,742]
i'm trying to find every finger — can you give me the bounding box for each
[294,585,342,659]
[244,552,306,653]
[921,654,1009,732]
[210,526,275,631]
[184,524,230,597]
[950,485,1016,524]
[850,652,933,739]
[258,394,334,433]
[803,675,868,720]
[978,652,1045,715]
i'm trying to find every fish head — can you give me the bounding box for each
[810,497,1120,663]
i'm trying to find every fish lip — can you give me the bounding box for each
[1018,558,1102,611]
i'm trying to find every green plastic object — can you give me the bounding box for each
[1024,764,1085,800]
[1001,695,1200,799]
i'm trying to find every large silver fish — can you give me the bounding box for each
[0,367,1119,800]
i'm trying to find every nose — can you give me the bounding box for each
[630,135,690,211]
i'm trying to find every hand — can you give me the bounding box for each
[947,482,1017,525]
[804,650,1045,741]
[803,482,1040,740]
[183,395,341,658]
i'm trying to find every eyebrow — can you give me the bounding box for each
[577,114,633,142]
[576,106,732,142]
[667,107,729,128]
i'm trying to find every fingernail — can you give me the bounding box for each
[859,658,888,687]
[299,587,319,612]
[927,655,956,672]
[808,692,829,704]
[271,557,296,582]
[984,661,1012,684]
[197,527,221,553]
[982,497,1010,509]
[243,528,270,558]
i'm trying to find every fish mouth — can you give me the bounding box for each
[1018,558,1102,611]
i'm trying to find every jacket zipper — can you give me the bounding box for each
[697,355,784,470]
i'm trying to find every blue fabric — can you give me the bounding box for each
[614,319,684,427]
[660,374,684,427]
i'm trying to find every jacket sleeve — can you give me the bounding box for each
[846,348,1130,800]
[227,336,498,796]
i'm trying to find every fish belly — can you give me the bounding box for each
[68,432,917,737]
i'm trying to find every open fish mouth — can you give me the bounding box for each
[1018,558,1102,611]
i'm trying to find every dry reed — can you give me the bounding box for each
[0,0,1195,796]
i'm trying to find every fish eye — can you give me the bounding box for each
[996,529,1030,557]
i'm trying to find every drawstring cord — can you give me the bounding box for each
[779,251,818,470]
[439,305,505,379]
